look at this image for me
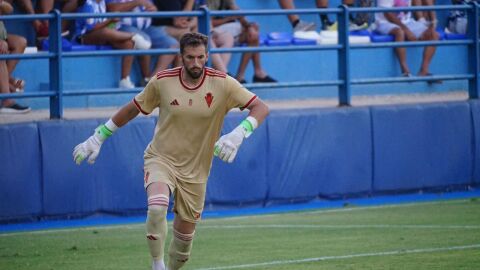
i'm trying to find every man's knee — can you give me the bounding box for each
[391,28,405,41]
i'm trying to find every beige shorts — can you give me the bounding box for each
[143,156,206,223]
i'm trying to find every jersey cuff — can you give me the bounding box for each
[240,95,257,111]
[133,98,150,115]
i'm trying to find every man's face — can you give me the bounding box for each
[182,45,208,79]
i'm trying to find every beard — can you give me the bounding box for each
[185,66,203,79]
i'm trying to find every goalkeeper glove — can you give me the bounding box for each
[73,119,118,165]
[214,116,258,163]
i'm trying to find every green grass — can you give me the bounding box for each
[1,199,480,270]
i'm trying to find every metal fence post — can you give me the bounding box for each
[338,5,351,106]
[198,6,212,67]
[48,9,63,118]
[467,2,479,99]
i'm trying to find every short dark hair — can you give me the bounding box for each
[179,32,208,54]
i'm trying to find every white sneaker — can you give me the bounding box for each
[119,76,135,89]
[293,20,316,32]
[132,34,151,50]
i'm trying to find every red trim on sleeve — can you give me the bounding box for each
[133,98,150,115]
[240,95,257,111]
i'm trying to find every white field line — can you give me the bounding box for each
[194,244,480,270]
[199,224,480,230]
[204,199,474,222]
[0,199,475,237]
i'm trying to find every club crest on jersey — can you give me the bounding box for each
[170,99,179,106]
[205,92,213,108]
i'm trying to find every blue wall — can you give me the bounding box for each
[1,101,477,222]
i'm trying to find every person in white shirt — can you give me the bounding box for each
[374,0,440,83]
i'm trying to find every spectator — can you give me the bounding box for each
[277,0,369,31]
[208,0,277,84]
[445,0,473,35]
[106,0,178,85]
[0,0,30,113]
[374,0,441,83]
[412,0,437,29]
[150,0,206,73]
[6,0,78,39]
[74,0,151,88]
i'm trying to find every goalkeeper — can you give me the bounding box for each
[72,32,269,270]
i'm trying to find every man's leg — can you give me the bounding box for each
[418,27,439,76]
[212,31,234,67]
[209,41,228,73]
[83,28,135,83]
[389,27,410,75]
[144,26,178,76]
[6,34,26,74]
[278,0,300,26]
[146,182,170,270]
[167,217,196,270]
[278,0,316,31]
[0,58,14,107]
[316,0,334,29]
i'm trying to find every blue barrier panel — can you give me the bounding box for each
[0,123,42,220]
[471,100,480,184]
[39,119,102,216]
[39,117,155,216]
[266,108,373,202]
[372,102,472,192]
[96,117,155,212]
[206,112,268,206]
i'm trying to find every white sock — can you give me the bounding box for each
[152,259,166,270]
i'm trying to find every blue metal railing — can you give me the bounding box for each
[0,4,478,118]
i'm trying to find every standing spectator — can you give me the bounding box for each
[74,0,151,88]
[374,0,441,82]
[106,0,177,85]
[73,32,269,270]
[208,0,277,84]
[0,0,30,113]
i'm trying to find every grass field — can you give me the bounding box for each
[1,198,480,270]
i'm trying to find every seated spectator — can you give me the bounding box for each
[152,0,197,41]
[0,0,30,113]
[277,0,369,31]
[412,0,438,28]
[106,0,178,85]
[74,0,151,88]
[208,0,277,84]
[6,0,78,39]
[149,0,196,73]
[445,0,472,35]
[374,0,441,83]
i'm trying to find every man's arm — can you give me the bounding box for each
[244,98,269,126]
[111,100,141,127]
[73,101,140,165]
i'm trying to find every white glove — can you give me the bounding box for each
[214,116,258,163]
[73,132,104,165]
[73,121,117,165]
[214,125,246,163]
